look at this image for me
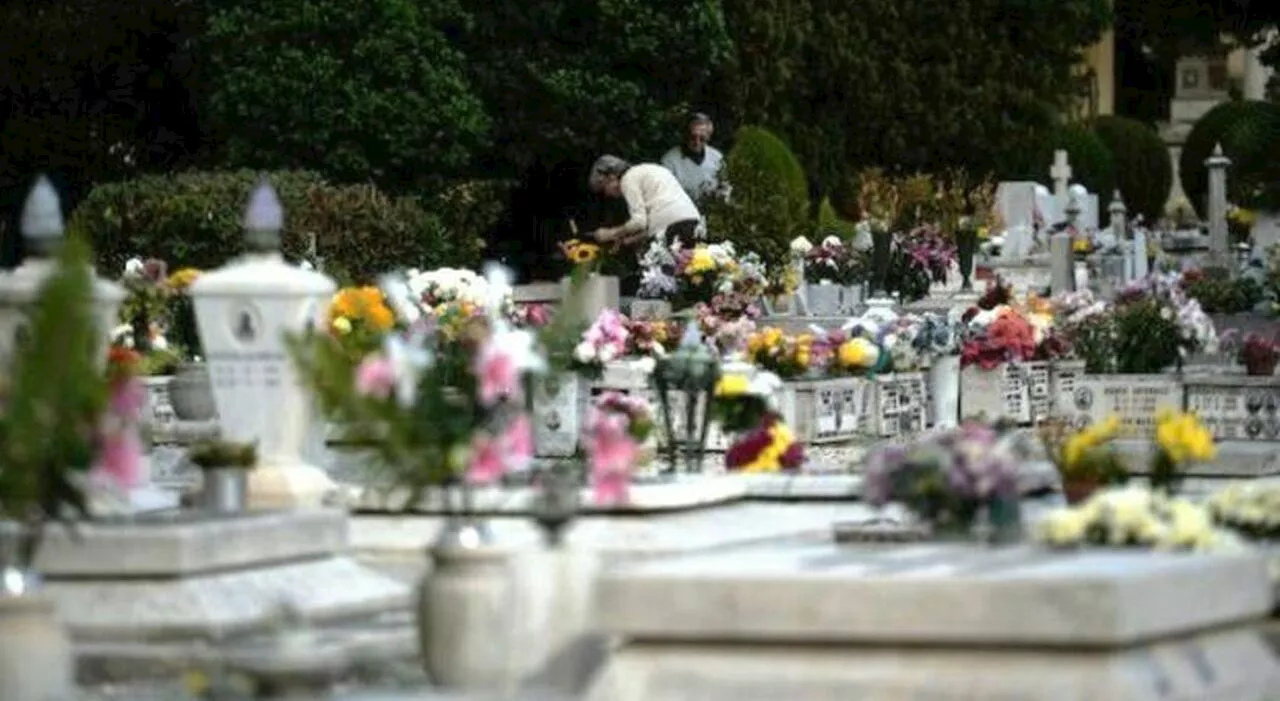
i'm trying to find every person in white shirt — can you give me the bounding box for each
[660,113,723,200]
[587,155,703,255]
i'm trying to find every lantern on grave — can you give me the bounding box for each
[0,177,124,371]
[652,324,721,475]
[187,181,337,509]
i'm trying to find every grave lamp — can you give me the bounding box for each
[186,180,338,509]
[0,177,125,371]
[652,324,721,475]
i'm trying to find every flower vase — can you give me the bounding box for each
[955,228,978,291]
[1245,357,1278,377]
[870,231,892,296]
[1062,479,1100,505]
[927,355,960,429]
[418,518,512,690]
[200,467,249,513]
[169,361,216,421]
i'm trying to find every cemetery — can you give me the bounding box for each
[0,128,1279,701]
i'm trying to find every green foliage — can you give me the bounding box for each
[1220,103,1280,212]
[719,0,1111,195]
[1179,100,1273,217]
[458,0,733,173]
[815,198,856,240]
[1182,271,1263,314]
[1003,124,1117,212]
[69,170,466,284]
[1090,116,1173,222]
[429,180,518,268]
[198,0,490,192]
[0,235,105,566]
[703,126,810,274]
[187,440,258,470]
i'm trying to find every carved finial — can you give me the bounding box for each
[1109,190,1126,214]
[20,176,64,256]
[1206,143,1231,167]
[243,179,283,252]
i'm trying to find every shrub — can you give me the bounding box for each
[1090,116,1173,222]
[1179,100,1275,217]
[703,126,810,274]
[427,179,518,270]
[1220,103,1280,212]
[69,170,461,284]
[1000,124,1116,214]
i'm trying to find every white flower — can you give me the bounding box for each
[573,341,595,364]
[599,345,619,363]
[123,258,145,278]
[790,236,814,255]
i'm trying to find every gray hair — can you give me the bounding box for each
[588,155,630,191]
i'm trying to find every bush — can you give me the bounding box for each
[69,170,463,283]
[1090,116,1173,222]
[1220,103,1280,212]
[1001,124,1116,214]
[703,126,810,274]
[1179,100,1275,217]
[428,179,517,269]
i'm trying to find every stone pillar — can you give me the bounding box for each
[1050,231,1074,296]
[1205,143,1232,268]
[1108,190,1127,240]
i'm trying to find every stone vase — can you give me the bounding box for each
[927,355,961,429]
[0,583,73,701]
[418,519,511,690]
[201,467,249,513]
[169,361,217,421]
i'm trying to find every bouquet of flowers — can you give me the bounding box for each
[407,266,505,313]
[672,242,738,308]
[559,239,601,266]
[712,373,805,472]
[803,236,867,286]
[958,306,1037,369]
[115,257,178,367]
[510,303,554,330]
[624,318,681,357]
[864,422,1020,537]
[1035,486,1242,552]
[584,392,655,505]
[571,309,629,377]
[694,304,757,357]
[328,286,397,361]
[1207,483,1280,540]
[1222,329,1280,376]
[744,327,814,379]
[291,265,542,508]
[911,312,961,360]
[1038,416,1128,503]
[1150,409,1215,493]
[636,239,679,300]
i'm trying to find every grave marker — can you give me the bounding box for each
[1050,150,1071,218]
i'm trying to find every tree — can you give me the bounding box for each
[198,0,491,193]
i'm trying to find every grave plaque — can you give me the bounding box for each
[869,372,927,437]
[1072,374,1183,432]
[1183,375,1280,441]
[960,364,1031,424]
[779,377,872,444]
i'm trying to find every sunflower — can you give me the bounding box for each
[569,242,600,263]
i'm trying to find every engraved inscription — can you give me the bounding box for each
[1184,382,1280,441]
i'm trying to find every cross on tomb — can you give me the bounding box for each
[1050,150,1072,209]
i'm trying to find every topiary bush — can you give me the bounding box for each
[1090,116,1173,222]
[69,170,463,283]
[1220,103,1280,212]
[703,126,810,274]
[428,179,517,270]
[999,124,1116,214]
[1179,100,1275,217]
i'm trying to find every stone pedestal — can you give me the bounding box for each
[589,540,1280,700]
[34,510,408,664]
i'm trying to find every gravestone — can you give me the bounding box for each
[1049,231,1074,296]
[995,182,1037,231]
[1034,184,1056,229]
[1070,374,1183,433]
[589,539,1279,700]
[1049,150,1072,222]
[1069,183,1099,231]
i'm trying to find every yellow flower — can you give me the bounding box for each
[1036,509,1089,547]
[1155,411,1216,464]
[977,226,990,240]
[714,374,750,397]
[330,286,395,332]
[1072,236,1091,253]
[837,338,879,368]
[332,316,353,335]
[564,240,600,263]
[166,267,202,291]
[1062,414,1121,467]
[686,248,716,274]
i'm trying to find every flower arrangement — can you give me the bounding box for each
[1038,416,1128,503]
[511,303,553,330]
[1207,483,1280,540]
[1180,269,1264,314]
[571,309,629,377]
[1107,274,1217,373]
[165,266,202,361]
[959,306,1037,369]
[584,392,655,505]
[115,257,175,358]
[636,239,679,300]
[0,237,140,570]
[559,238,601,266]
[624,317,680,357]
[1035,486,1242,552]
[693,304,757,357]
[1227,204,1255,244]
[744,327,814,379]
[672,242,736,307]
[1223,330,1279,376]
[803,236,867,286]
[712,372,805,472]
[406,266,502,311]
[863,422,1021,537]
[1150,409,1215,493]
[291,266,544,508]
[328,286,397,360]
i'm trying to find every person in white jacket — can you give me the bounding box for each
[586,155,703,254]
[660,113,723,200]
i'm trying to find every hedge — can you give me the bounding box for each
[69,170,469,283]
[1179,100,1274,217]
[1002,124,1116,215]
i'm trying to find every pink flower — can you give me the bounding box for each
[110,377,147,420]
[93,427,142,489]
[467,432,506,484]
[586,411,638,506]
[475,341,519,406]
[354,354,397,399]
[501,414,534,473]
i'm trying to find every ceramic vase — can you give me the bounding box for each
[927,355,961,429]
[418,519,511,690]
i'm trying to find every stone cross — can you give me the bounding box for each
[1205,143,1232,267]
[1049,230,1074,296]
[1050,150,1072,217]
